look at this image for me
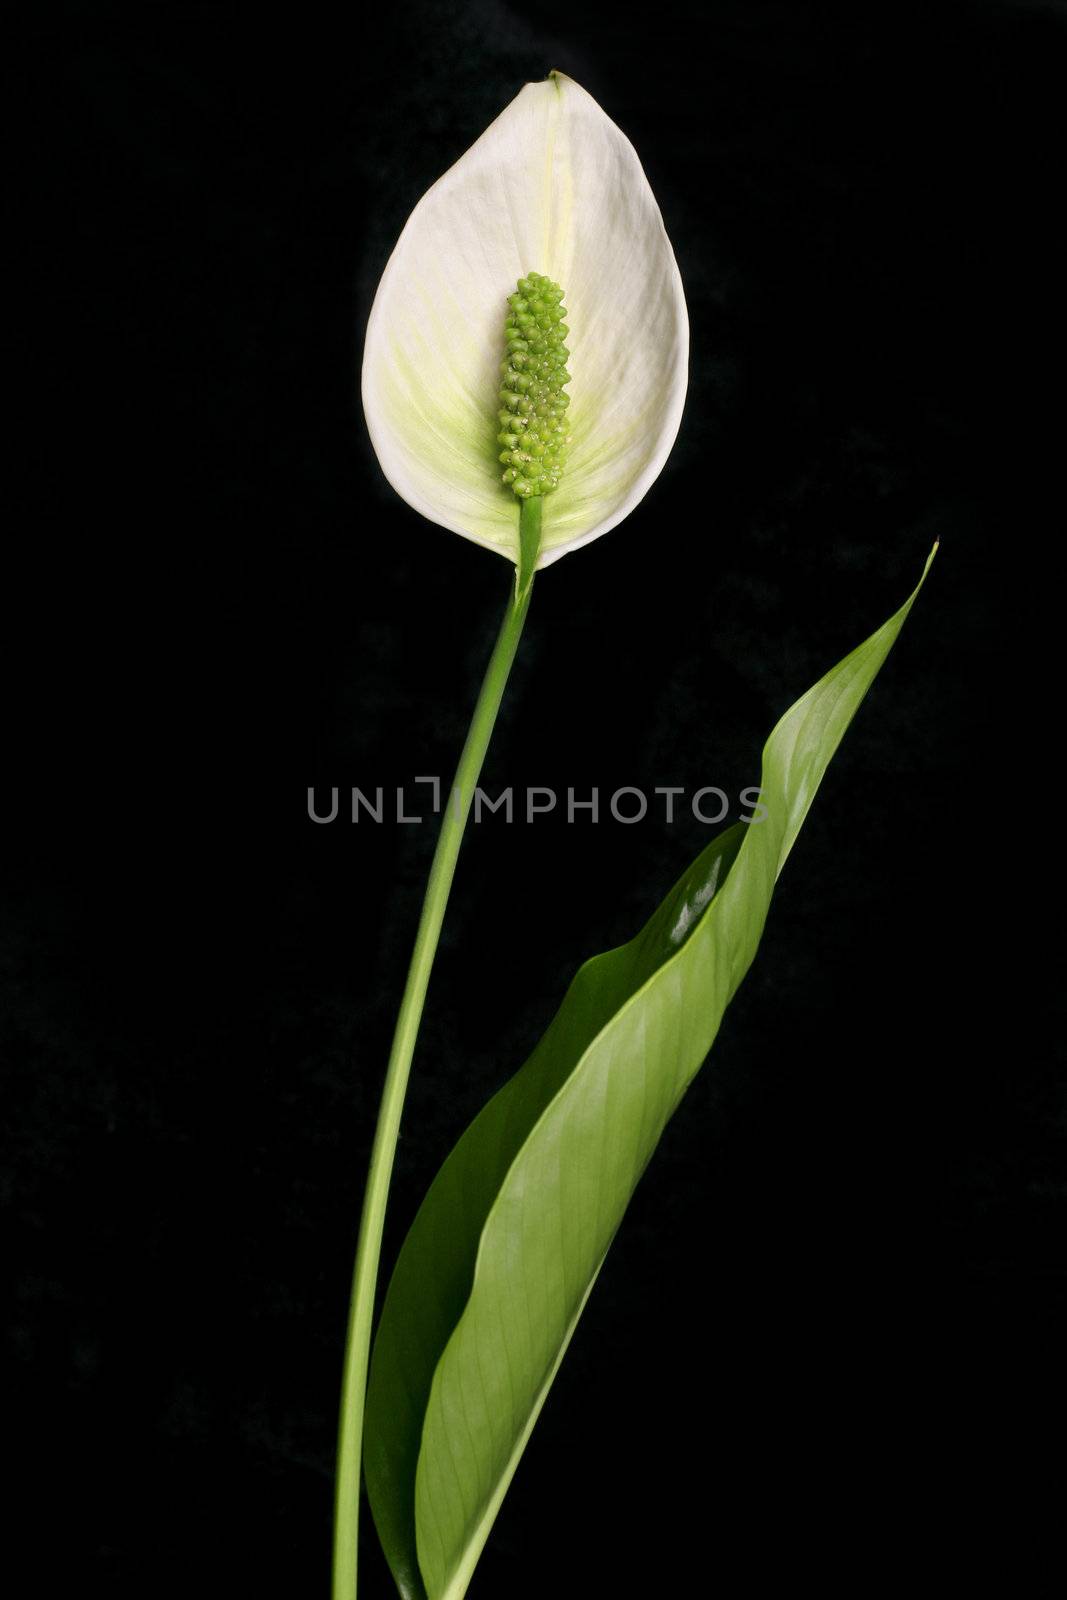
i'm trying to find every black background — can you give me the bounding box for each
[7,1,1064,1593]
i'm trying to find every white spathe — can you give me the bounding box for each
[362,73,689,569]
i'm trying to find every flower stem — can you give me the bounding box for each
[332,498,542,1600]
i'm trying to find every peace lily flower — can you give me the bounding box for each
[336,75,688,1600]
[362,71,688,567]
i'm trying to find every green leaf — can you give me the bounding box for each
[364,549,936,1599]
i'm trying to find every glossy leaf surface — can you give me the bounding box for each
[365,551,935,1599]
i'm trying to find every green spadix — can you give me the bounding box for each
[497,273,571,500]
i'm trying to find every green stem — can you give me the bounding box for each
[332,497,542,1600]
